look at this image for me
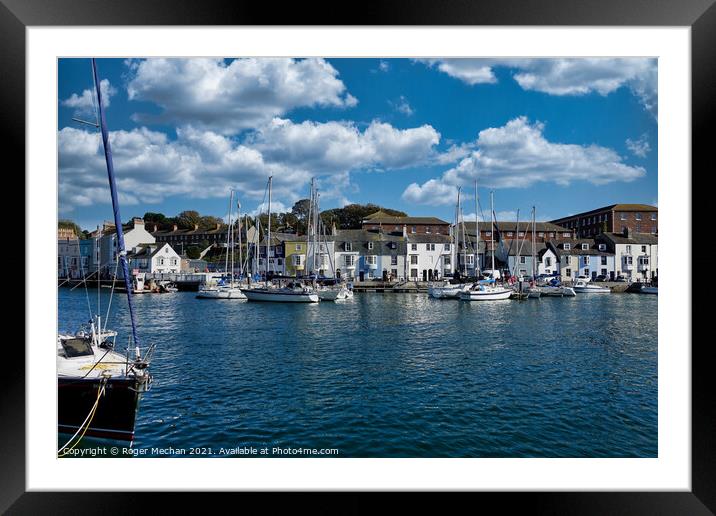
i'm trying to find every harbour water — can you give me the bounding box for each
[58,289,657,457]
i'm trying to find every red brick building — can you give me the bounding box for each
[550,204,658,238]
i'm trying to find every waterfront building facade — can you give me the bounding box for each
[58,235,81,279]
[406,233,453,282]
[596,231,658,281]
[549,239,616,281]
[98,218,156,277]
[127,242,182,274]
[550,204,658,239]
[152,222,230,253]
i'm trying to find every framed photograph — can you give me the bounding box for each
[7,0,710,512]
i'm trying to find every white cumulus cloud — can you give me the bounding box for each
[402,116,646,206]
[61,79,116,117]
[125,58,358,134]
[417,58,658,117]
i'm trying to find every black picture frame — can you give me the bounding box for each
[5,0,710,512]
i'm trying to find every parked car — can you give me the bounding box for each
[614,275,628,282]
[594,275,608,282]
[576,275,591,282]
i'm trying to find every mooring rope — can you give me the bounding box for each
[57,378,107,457]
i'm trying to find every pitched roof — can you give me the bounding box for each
[599,232,658,245]
[550,239,611,255]
[362,213,450,225]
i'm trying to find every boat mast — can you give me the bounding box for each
[225,190,233,280]
[475,180,480,276]
[490,191,495,275]
[91,58,140,347]
[532,206,536,281]
[267,176,272,280]
[237,198,243,280]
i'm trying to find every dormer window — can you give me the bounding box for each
[598,244,606,251]
[564,243,571,250]
[345,242,352,252]
[581,243,589,250]
[368,242,374,250]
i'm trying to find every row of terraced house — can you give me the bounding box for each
[58,204,658,283]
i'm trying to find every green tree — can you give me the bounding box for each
[58,219,86,239]
[186,246,202,259]
[175,210,201,229]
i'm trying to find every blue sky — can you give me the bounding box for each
[58,58,657,230]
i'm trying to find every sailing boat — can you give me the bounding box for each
[428,186,470,299]
[196,190,246,299]
[57,59,154,450]
[242,176,319,303]
[459,190,512,301]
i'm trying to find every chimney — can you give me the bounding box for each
[624,227,631,238]
[215,223,221,230]
[332,223,337,236]
[172,224,178,232]
[194,223,199,231]
[402,224,407,238]
[133,217,144,227]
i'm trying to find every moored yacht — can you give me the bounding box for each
[573,279,611,293]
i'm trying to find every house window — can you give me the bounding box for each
[277,258,283,266]
[426,227,431,234]
[466,255,474,265]
[584,256,590,265]
[625,245,631,253]
[345,243,352,252]
[411,243,417,251]
[391,255,398,266]
[410,255,418,265]
[601,268,607,276]
[296,244,302,251]
[651,226,657,234]
[485,231,492,237]
[368,242,374,250]
[518,232,525,237]
[641,245,647,253]
[635,224,641,232]
[581,243,589,250]
[444,255,451,265]
[538,232,544,237]
[507,232,513,237]
[410,269,418,278]
[565,268,572,277]
[601,256,607,265]
[651,213,657,220]
[636,213,642,220]
[344,255,356,266]
[411,226,416,234]
[598,243,606,251]
[549,232,555,238]
[520,256,526,264]
[366,255,377,265]
[545,257,552,266]
[445,243,451,251]
[427,243,435,251]
[621,213,627,220]
[564,243,571,250]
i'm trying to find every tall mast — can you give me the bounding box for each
[532,206,536,280]
[92,58,140,347]
[225,190,233,279]
[237,198,243,279]
[490,190,495,274]
[307,178,313,274]
[267,176,272,279]
[475,180,480,276]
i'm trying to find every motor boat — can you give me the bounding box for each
[573,279,611,293]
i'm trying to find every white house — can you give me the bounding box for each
[597,231,657,281]
[127,242,181,274]
[98,218,156,276]
[406,234,453,282]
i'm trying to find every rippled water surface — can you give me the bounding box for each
[58,289,657,457]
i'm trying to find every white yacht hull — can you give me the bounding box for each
[573,285,611,293]
[243,289,319,303]
[459,287,512,301]
[196,287,247,299]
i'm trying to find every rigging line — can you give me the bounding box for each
[103,257,121,333]
[73,236,94,321]
[57,378,107,456]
